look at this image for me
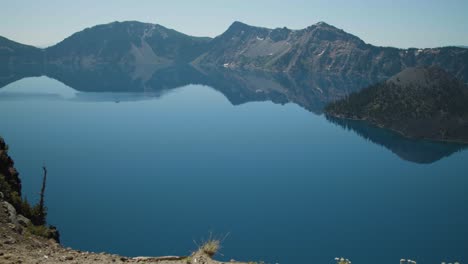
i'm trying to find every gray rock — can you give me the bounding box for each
[3,237,16,244]
[2,201,18,226]
[17,214,31,227]
[0,192,4,200]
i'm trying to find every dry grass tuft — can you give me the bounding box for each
[200,239,220,257]
[194,232,229,258]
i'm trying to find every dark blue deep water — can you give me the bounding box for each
[1,76,467,264]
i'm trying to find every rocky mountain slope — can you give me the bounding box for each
[325,67,468,143]
[0,36,44,68]
[195,21,468,82]
[45,21,212,68]
[1,21,468,86]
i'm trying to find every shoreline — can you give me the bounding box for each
[325,113,468,145]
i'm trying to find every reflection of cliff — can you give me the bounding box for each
[198,67,373,113]
[1,65,467,163]
[326,116,467,164]
[195,67,328,112]
[0,64,43,88]
[43,63,212,93]
[0,64,371,113]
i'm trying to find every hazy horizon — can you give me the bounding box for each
[1,0,467,49]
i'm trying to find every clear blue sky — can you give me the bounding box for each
[1,0,467,48]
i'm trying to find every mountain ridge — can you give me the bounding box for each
[0,35,44,68]
[45,21,212,67]
[1,20,468,86]
[195,21,468,80]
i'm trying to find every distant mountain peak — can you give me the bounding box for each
[308,21,339,30]
[85,20,165,32]
[230,21,248,27]
[44,20,212,66]
[315,21,332,27]
[226,21,268,33]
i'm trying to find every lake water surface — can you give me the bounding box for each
[1,75,467,264]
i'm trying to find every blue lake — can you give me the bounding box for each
[0,75,467,264]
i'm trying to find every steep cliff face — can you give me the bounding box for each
[193,21,294,68]
[195,22,368,72]
[0,137,22,201]
[196,21,468,82]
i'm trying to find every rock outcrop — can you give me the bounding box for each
[0,137,22,204]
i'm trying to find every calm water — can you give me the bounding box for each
[1,75,468,264]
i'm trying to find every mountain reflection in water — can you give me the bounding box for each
[1,64,466,163]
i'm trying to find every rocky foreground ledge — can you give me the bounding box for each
[1,193,250,264]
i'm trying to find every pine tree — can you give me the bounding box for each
[32,166,47,226]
